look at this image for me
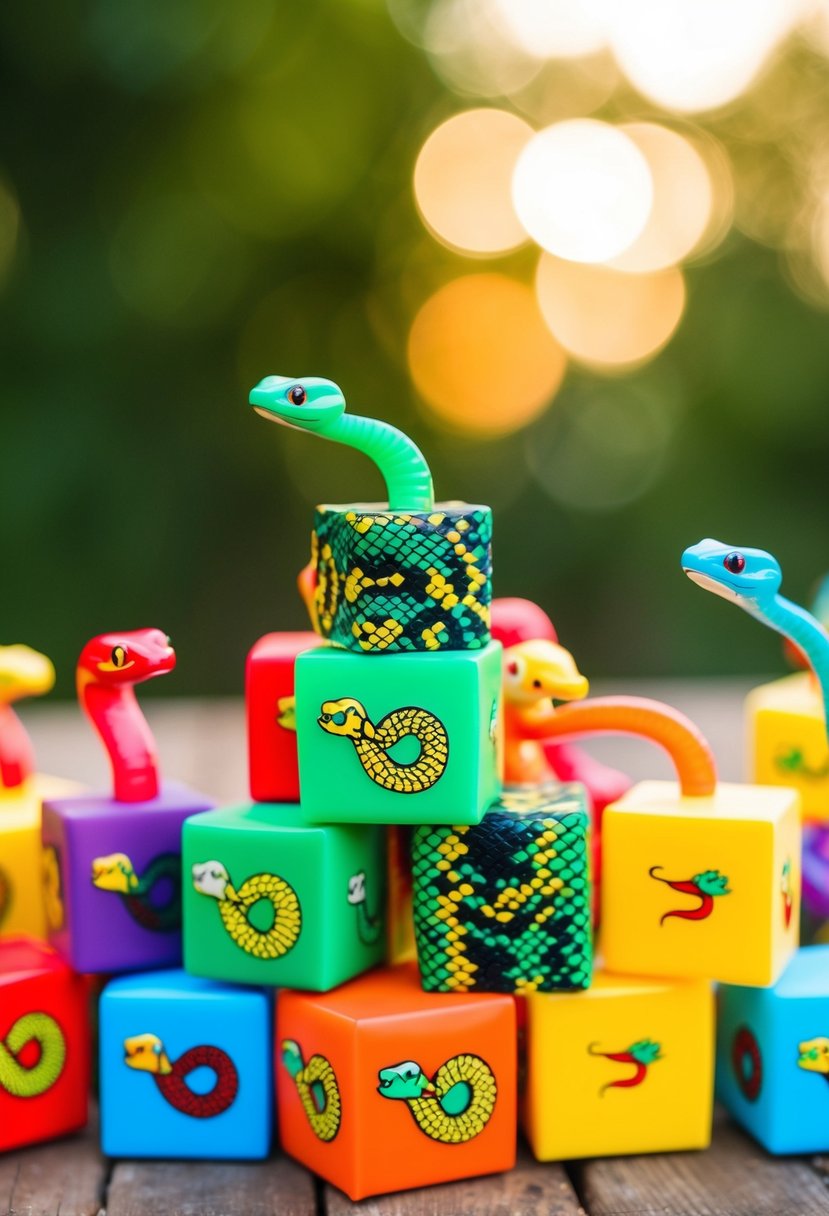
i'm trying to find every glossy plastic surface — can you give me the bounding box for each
[183,803,385,990]
[276,963,516,1200]
[99,969,272,1159]
[0,936,90,1152]
[0,644,55,789]
[246,631,317,803]
[747,672,829,822]
[602,780,801,985]
[77,628,175,803]
[250,374,434,512]
[524,970,714,1160]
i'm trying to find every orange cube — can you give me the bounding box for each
[276,964,516,1200]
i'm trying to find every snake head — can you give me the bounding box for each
[692,869,731,896]
[124,1033,172,1075]
[377,1061,430,1100]
[628,1039,662,1065]
[91,852,137,893]
[249,376,345,434]
[318,698,368,739]
[502,639,589,707]
[798,1038,829,1073]
[0,644,55,705]
[192,860,230,901]
[76,629,176,689]
[681,540,782,609]
[347,871,366,906]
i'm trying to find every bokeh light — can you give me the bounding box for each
[423,0,542,97]
[605,0,803,113]
[413,109,533,255]
[407,273,567,436]
[512,119,653,263]
[608,123,714,272]
[491,0,607,61]
[536,254,686,367]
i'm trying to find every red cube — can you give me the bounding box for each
[246,632,317,803]
[0,936,90,1151]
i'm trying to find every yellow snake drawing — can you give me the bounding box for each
[42,844,65,932]
[281,1039,342,1141]
[192,862,301,959]
[378,1054,497,1143]
[317,699,449,793]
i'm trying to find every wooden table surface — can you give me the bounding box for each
[7,679,829,1216]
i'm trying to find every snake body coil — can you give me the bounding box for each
[378,1054,497,1143]
[318,698,448,793]
[282,1039,342,1141]
[124,1033,238,1118]
[92,852,182,932]
[0,1012,66,1097]
[192,862,302,958]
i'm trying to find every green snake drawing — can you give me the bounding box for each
[776,747,829,780]
[377,1055,497,1143]
[250,375,434,512]
[347,870,383,946]
[192,862,302,959]
[318,698,449,793]
[588,1039,662,1097]
[281,1039,342,1142]
[91,852,182,932]
[0,1012,66,1097]
[682,540,829,740]
[798,1037,829,1084]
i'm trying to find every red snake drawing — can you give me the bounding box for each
[124,1033,238,1118]
[76,629,175,802]
[588,1039,662,1097]
[648,866,731,925]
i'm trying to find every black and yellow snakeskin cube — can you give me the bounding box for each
[412,784,592,993]
[305,503,492,654]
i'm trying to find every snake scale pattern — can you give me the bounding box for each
[378,1054,497,1143]
[309,505,492,653]
[318,698,449,793]
[412,785,591,993]
[282,1039,342,1141]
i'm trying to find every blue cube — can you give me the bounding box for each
[717,945,829,1153]
[99,969,272,1159]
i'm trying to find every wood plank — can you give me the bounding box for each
[0,1116,107,1216]
[572,1115,829,1216]
[105,1154,316,1216]
[325,1146,584,1216]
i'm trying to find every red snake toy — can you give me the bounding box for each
[77,629,175,802]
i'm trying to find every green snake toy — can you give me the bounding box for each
[249,376,434,512]
[0,1012,66,1096]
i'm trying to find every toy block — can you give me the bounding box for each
[523,969,713,1160]
[0,936,90,1152]
[300,503,492,653]
[42,780,213,973]
[388,825,416,963]
[276,963,516,1200]
[601,781,801,986]
[0,776,83,940]
[412,783,592,994]
[99,968,272,1159]
[803,824,829,922]
[183,802,385,990]
[747,673,829,822]
[716,945,829,1153]
[295,642,502,825]
[246,631,317,803]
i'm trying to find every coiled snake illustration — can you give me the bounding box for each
[318,698,448,793]
[281,1039,342,1142]
[0,1013,66,1097]
[124,1033,238,1118]
[192,861,302,959]
[378,1055,497,1143]
[92,852,182,932]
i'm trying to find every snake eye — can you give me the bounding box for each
[111,645,127,669]
[289,385,307,406]
[723,552,746,574]
[332,711,347,726]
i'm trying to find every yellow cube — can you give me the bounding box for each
[523,970,714,1160]
[0,776,83,940]
[601,781,800,986]
[747,672,829,822]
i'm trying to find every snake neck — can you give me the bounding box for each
[329,413,434,513]
[759,594,829,723]
[0,702,36,790]
[79,679,160,802]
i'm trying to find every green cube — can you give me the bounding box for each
[295,642,502,825]
[412,783,592,993]
[182,803,386,991]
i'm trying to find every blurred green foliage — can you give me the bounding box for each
[1,0,829,697]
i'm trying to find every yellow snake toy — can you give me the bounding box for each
[318,698,448,793]
[377,1054,497,1143]
[192,861,301,959]
[281,1039,342,1141]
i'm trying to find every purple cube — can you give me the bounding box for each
[42,780,214,974]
